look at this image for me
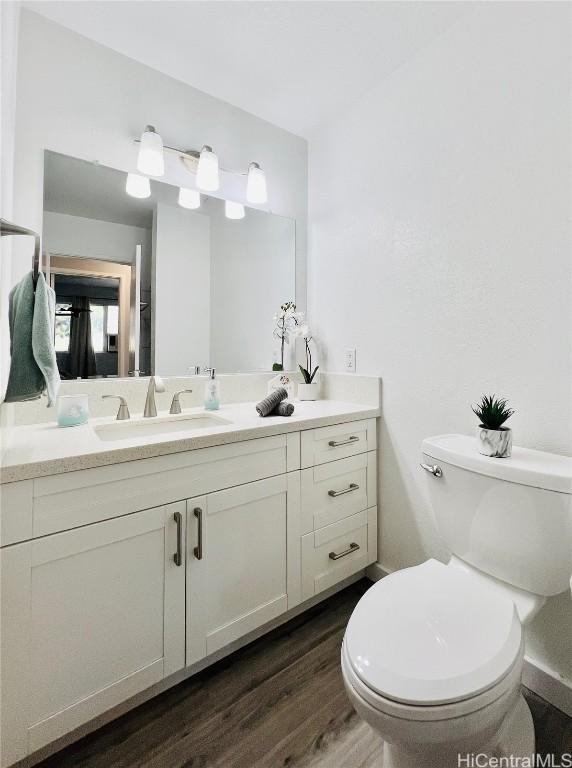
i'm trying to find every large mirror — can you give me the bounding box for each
[42,151,296,378]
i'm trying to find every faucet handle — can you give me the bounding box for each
[102,395,130,421]
[170,389,194,415]
[153,375,166,393]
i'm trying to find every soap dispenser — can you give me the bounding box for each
[204,367,220,411]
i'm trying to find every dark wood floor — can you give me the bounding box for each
[37,579,571,768]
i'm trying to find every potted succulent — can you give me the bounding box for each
[472,394,515,458]
[297,325,319,400]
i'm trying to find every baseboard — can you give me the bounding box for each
[366,560,394,581]
[523,656,572,718]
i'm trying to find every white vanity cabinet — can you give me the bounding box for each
[186,473,300,665]
[299,420,377,600]
[0,418,377,767]
[0,501,186,765]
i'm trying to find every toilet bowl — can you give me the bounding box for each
[341,434,572,768]
[341,560,533,768]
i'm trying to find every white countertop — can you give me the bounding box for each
[0,400,379,483]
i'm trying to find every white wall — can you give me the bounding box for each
[210,206,296,372]
[309,3,572,699]
[0,1,21,401]
[153,203,210,376]
[43,211,151,287]
[8,8,307,358]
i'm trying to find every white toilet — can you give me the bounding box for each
[341,434,572,768]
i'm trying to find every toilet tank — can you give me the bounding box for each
[422,434,572,596]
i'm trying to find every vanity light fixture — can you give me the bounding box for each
[126,173,151,199]
[132,127,269,204]
[137,125,165,177]
[225,201,245,220]
[178,187,201,209]
[196,145,220,192]
[246,162,268,204]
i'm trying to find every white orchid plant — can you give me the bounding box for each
[295,324,319,384]
[272,301,318,382]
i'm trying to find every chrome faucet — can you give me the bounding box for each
[144,376,165,418]
[102,395,130,420]
[170,389,193,414]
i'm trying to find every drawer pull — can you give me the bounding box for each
[328,482,360,498]
[173,511,183,566]
[193,507,203,560]
[329,542,360,560]
[328,436,359,448]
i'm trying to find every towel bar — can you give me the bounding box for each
[0,218,41,288]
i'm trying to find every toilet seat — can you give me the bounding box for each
[341,638,524,722]
[344,559,523,708]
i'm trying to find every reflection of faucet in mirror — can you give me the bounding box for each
[144,376,165,418]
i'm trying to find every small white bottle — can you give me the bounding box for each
[204,367,220,411]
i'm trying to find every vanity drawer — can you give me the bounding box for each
[301,453,376,534]
[301,508,377,600]
[300,419,376,468]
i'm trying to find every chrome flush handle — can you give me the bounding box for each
[420,463,443,478]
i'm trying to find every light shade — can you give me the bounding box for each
[246,162,267,204]
[137,125,164,177]
[126,173,151,199]
[225,200,245,220]
[178,187,201,209]
[196,145,220,192]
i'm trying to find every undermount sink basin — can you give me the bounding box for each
[94,413,232,442]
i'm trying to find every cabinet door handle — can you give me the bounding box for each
[328,482,360,498]
[193,507,203,560]
[328,436,359,448]
[173,511,183,566]
[329,542,360,560]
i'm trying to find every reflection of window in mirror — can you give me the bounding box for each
[55,304,71,352]
[55,301,119,357]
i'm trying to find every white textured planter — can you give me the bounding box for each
[476,426,512,458]
[298,382,320,401]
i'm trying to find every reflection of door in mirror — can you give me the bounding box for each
[49,256,131,378]
[43,151,153,378]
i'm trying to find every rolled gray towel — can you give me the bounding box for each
[256,387,288,417]
[272,401,294,417]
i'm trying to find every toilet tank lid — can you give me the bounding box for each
[422,434,572,494]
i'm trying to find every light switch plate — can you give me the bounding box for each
[345,348,356,372]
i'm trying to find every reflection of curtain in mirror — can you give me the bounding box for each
[69,296,97,378]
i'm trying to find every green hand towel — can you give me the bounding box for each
[32,272,60,406]
[4,271,60,406]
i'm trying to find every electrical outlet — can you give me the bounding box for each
[345,348,356,373]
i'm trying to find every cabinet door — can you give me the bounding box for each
[1,502,185,766]
[186,476,291,666]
